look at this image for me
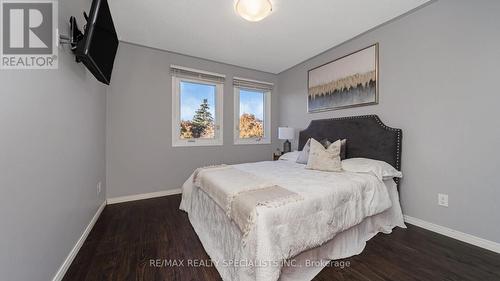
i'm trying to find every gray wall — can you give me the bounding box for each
[106,43,278,198]
[277,0,500,243]
[0,1,107,280]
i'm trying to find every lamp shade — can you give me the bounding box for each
[278,127,294,140]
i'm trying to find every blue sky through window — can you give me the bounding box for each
[240,89,264,120]
[180,81,215,121]
[180,82,264,121]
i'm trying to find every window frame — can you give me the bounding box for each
[172,76,224,147]
[233,86,271,145]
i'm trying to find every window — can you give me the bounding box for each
[172,66,224,146]
[233,77,272,144]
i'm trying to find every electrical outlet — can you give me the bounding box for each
[438,193,448,207]
[97,181,102,196]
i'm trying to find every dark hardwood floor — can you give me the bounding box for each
[63,195,500,281]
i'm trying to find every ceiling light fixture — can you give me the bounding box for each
[235,0,272,22]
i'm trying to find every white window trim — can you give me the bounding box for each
[233,86,271,145]
[172,76,223,147]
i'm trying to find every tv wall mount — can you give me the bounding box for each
[59,13,88,53]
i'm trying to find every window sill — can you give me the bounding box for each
[172,140,223,147]
[233,138,271,145]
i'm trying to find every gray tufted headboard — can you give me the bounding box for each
[298,115,402,172]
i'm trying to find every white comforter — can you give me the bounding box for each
[180,160,393,281]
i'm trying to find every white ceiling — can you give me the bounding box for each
[109,0,431,74]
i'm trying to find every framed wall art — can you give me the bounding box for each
[308,43,379,112]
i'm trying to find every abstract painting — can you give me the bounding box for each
[308,44,379,112]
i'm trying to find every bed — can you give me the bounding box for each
[179,115,404,281]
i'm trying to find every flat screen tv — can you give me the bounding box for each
[75,0,118,85]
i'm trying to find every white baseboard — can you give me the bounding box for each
[52,200,106,281]
[404,215,500,254]
[107,188,182,205]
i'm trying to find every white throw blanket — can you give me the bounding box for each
[193,165,273,216]
[181,161,393,281]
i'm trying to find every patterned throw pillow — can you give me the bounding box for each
[305,139,342,172]
[321,138,347,160]
[297,138,347,164]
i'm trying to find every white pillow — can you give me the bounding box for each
[305,139,342,172]
[342,158,402,181]
[296,139,311,164]
[279,151,300,162]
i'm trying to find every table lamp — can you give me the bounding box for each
[278,127,294,153]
